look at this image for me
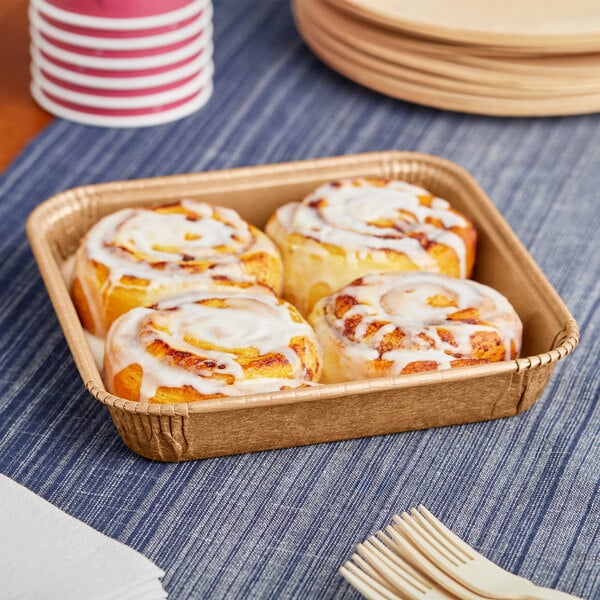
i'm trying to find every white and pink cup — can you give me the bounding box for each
[29,0,214,127]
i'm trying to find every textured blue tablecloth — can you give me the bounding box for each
[1,2,599,598]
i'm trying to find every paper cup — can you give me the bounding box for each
[31,78,213,126]
[32,11,203,39]
[44,0,195,19]
[36,67,199,96]
[30,4,212,49]
[30,0,209,29]
[30,24,212,69]
[31,43,212,88]
[31,61,213,108]
[36,29,209,58]
[32,44,211,77]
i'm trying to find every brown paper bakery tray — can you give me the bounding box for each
[26,151,579,461]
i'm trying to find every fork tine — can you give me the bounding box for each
[357,539,426,600]
[398,509,468,566]
[385,525,486,600]
[416,505,478,560]
[371,533,431,591]
[405,508,473,563]
[340,560,399,600]
[352,551,392,589]
[408,508,470,564]
[393,513,463,568]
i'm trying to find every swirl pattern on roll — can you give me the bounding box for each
[104,290,322,403]
[308,271,522,383]
[266,177,477,315]
[72,200,283,336]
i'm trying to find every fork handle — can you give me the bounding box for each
[526,586,583,600]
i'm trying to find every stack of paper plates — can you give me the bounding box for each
[29,0,214,127]
[293,0,600,116]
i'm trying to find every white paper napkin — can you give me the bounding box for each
[0,474,167,600]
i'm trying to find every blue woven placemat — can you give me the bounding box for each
[1,2,599,598]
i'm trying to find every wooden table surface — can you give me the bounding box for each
[1,0,53,171]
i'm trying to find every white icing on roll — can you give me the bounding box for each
[74,199,282,335]
[309,272,522,382]
[104,290,322,402]
[86,200,270,286]
[274,179,471,276]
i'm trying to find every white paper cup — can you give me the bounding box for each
[31,78,214,127]
[29,3,212,50]
[31,60,213,109]
[30,42,213,89]
[30,24,213,69]
[30,0,210,30]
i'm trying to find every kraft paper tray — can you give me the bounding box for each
[26,151,579,462]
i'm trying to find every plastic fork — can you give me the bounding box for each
[392,505,582,600]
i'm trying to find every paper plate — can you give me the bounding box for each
[303,0,600,80]
[295,10,600,116]
[325,0,600,52]
[297,5,600,98]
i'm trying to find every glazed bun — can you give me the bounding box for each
[266,177,477,315]
[104,289,322,403]
[308,271,521,384]
[72,200,283,336]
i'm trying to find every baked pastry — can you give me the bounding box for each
[308,271,522,383]
[72,200,283,336]
[266,177,477,315]
[104,289,322,403]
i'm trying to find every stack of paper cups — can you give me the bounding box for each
[29,0,214,127]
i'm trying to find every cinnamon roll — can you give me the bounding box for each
[72,200,283,336]
[266,178,476,315]
[308,271,521,384]
[104,289,322,403]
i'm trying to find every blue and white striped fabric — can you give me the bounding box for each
[1,2,599,598]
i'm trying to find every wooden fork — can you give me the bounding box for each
[340,534,458,600]
[340,555,399,600]
[391,505,582,600]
